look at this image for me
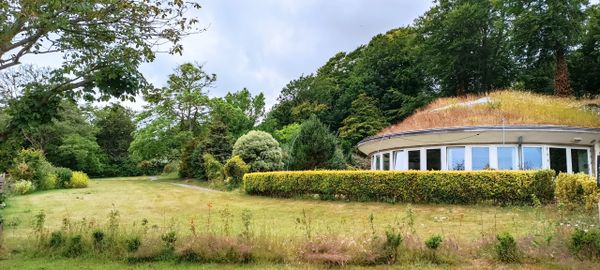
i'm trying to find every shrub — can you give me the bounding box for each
[69,171,89,188]
[8,149,53,187]
[137,160,164,176]
[64,235,84,257]
[93,230,105,249]
[495,233,520,263]
[203,154,224,182]
[571,228,600,260]
[232,131,284,172]
[54,167,73,188]
[290,115,345,170]
[40,173,58,190]
[12,180,35,195]
[49,231,65,248]
[163,160,179,174]
[126,237,141,252]
[425,235,443,250]
[224,156,249,189]
[243,170,555,205]
[556,173,599,211]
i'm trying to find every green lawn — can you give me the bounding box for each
[0,176,595,269]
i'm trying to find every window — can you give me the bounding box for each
[383,153,390,170]
[497,146,517,170]
[374,154,381,170]
[408,150,420,170]
[571,149,589,174]
[471,147,490,170]
[447,147,465,170]
[426,149,442,170]
[522,147,543,170]
[549,147,567,173]
[393,151,405,170]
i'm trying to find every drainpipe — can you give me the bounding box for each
[517,136,523,170]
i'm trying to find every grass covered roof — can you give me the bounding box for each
[377,90,600,136]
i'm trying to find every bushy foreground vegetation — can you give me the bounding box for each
[5,149,89,196]
[244,170,555,205]
[3,202,600,268]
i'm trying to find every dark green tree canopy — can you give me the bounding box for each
[95,104,135,164]
[339,93,387,150]
[290,115,343,170]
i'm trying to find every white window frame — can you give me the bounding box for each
[495,145,519,170]
[520,145,545,170]
[471,145,492,170]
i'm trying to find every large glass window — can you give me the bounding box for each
[497,146,517,170]
[522,147,543,170]
[550,147,568,173]
[383,153,390,170]
[374,154,381,170]
[571,149,590,174]
[426,149,442,170]
[393,151,405,170]
[447,147,465,170]
[408,150,420,170]
[471,147,490,170]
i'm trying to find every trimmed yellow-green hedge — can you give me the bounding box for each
[243,170,555,204]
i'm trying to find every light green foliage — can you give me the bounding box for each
[425,235,443,250]
[12,180,35,195]
[129,115,193,163]
[56,134,105,177]
[69,171,90,188]
[290,115,345,170]
[273,123,301,146]
[223,156,250,188]
[203,154,224,182]
[232,131,284,172]
[571,228,600,260]
[41,173,58,190]
[339,93,387,149]
[495,233,521,263]
[210,88,266,139]
[244,170,556,205]
[555,173,599,211]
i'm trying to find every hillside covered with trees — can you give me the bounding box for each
[1,0,600,179]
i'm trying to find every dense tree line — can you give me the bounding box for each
[1,0,599,178]
[262,0,600,162]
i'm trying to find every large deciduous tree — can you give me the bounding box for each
[339,94,387,152]
[416,0,512,96]
[0,0,202,101]
[508,0,588,96]
[571,4,600,97]
[143,63,215,134]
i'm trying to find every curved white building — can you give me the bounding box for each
[358,91,600,177]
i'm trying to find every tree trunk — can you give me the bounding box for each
[554,48,572,97]
[457,79,466,96]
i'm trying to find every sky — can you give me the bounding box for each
[24,0,435,110]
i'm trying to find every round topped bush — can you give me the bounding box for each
[232,131,283,172]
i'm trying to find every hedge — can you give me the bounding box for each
[243,170,555,205]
